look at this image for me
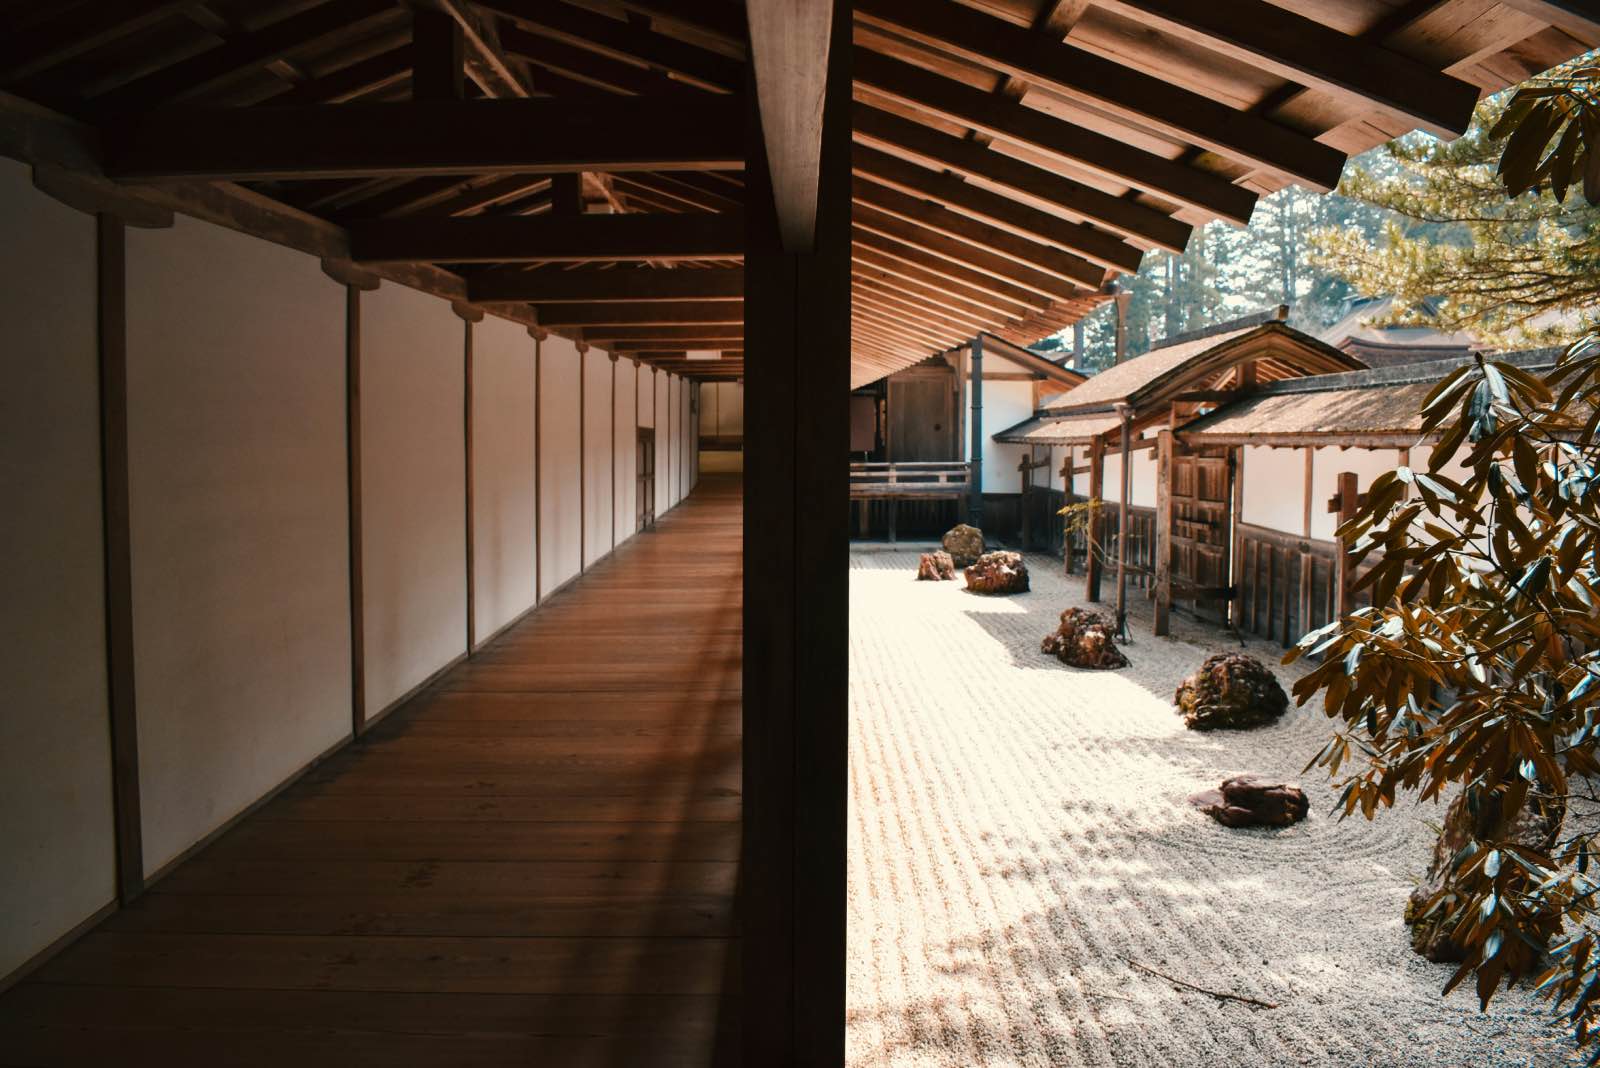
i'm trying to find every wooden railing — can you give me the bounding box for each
[848,461,970,499]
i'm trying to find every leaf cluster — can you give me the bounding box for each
[1288,335,1600,1053]
[1494,66,1600,205]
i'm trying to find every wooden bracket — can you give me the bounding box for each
[33,165,173,228]
[450,300,485,323]
[320,257,381,291]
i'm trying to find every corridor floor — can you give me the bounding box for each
[0,477,742,1068]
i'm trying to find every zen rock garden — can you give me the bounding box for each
[941,523,984,568]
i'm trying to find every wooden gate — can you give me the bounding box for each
[1168,442,1233,623]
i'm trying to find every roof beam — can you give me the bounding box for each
[853,0,1348,190]
[434,0,534,98]
[532,300,744,327]
[596,324,745,342]
[105,98,746,181]
[852,175,1107,289]
[852,145,1141,272]
[0,1,193,84]
[852,241,1036,319]
[470,266,741,302]
[478,0,743,91]
[92,0,401,115]
[853,49,1256,225]
[748,0,832,251]
[852,226,1054,312]
[854,103,1190,251]
[350,212,744,264]
[1094,0,1480,139]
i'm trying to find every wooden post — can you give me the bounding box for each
[743,3,850,1061]
[1154,428,1173,636]
[1332,470,1359,617]
[1061,448,1074,575]
[1085,434,1105,601]
[97,214,144,904]
[1115,405,1132,633]
[533,332,542,601]
[967,333,984,528]
[1019,454,1031,549]
[1229,446,1244,629]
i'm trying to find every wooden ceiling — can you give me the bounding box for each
[1,0,1596,387]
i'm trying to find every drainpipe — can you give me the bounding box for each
[968,334,984,528]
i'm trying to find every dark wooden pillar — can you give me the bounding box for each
[742,1,850,1062]
[1154,428,1173,636]
[968,334,984,528]
[97,214,143,904]
[1333,470,1359,617]
[1085,434,1105,601]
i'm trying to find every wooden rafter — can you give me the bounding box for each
[106,98,746,181]
[854,0,1348,190]
[349,212,745,263]
[469,266,743,303]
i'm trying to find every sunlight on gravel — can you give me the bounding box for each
[847,548,1578,1068]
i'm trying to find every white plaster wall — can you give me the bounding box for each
[361,283,466,718]
[614,358,638,544]
[1310,445,1406,541]
[471,317,536,644]
[0,160,115,977]
[583,349,614,564]
[638,364,657,428]
[684,378,697,495]
[1241,445,1309,535]
[704,381,743,436]
[656,372,670,512]
[1130,447,1157,508]
[1102,452,1123,505]
[540,335,583,595]
[127,216,350,874]
[982,380,1034,492]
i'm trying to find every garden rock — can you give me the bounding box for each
[1040,607,1127,669]
[916,551,956,581]
[1189,776,1309,828]
[1174,653,1289,731]
[964,551,1029,594]
[941,524,985,568]
[1406,789,1565,962]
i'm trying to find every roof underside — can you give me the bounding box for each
[1,1,1595,387]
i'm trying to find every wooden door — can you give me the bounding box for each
[636,427,656,531]
[1170,444,1233,622]
[887,371,956,461]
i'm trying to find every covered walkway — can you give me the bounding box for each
[0,476,742,1068]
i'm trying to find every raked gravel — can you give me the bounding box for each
[847,547,1578,1068]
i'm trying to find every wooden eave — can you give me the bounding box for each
[0,1,1594,385]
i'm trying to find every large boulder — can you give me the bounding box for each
[1405,789,1565,963]
[1174,653,1289,731]
[1040,607,1128,669]
[941,524,985,568]
[1189,776,1309,828]
[916,551,956,581]
[964,551,1029,595]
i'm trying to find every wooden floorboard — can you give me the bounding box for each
[0,475,743,1068]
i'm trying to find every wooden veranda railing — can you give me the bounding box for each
[849,461,971,541]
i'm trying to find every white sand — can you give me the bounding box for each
[847,548,1577,1067]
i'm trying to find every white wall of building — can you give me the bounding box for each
[0,160,116,978]
[471,317,537,643]
[539,335,584,596]
[360,283,466,718]
[614,359,638,543]
[127,215,351,875]
[582,348,614,565]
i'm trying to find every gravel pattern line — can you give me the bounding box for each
[847,549,1577,1067]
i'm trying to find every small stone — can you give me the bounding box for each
[941,524,985,568]
[916,551,956,581]
[1174,653,1289,731]
[1040,607,1128,670]
[964,551,1029,594]
[1190,776,1308,828]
